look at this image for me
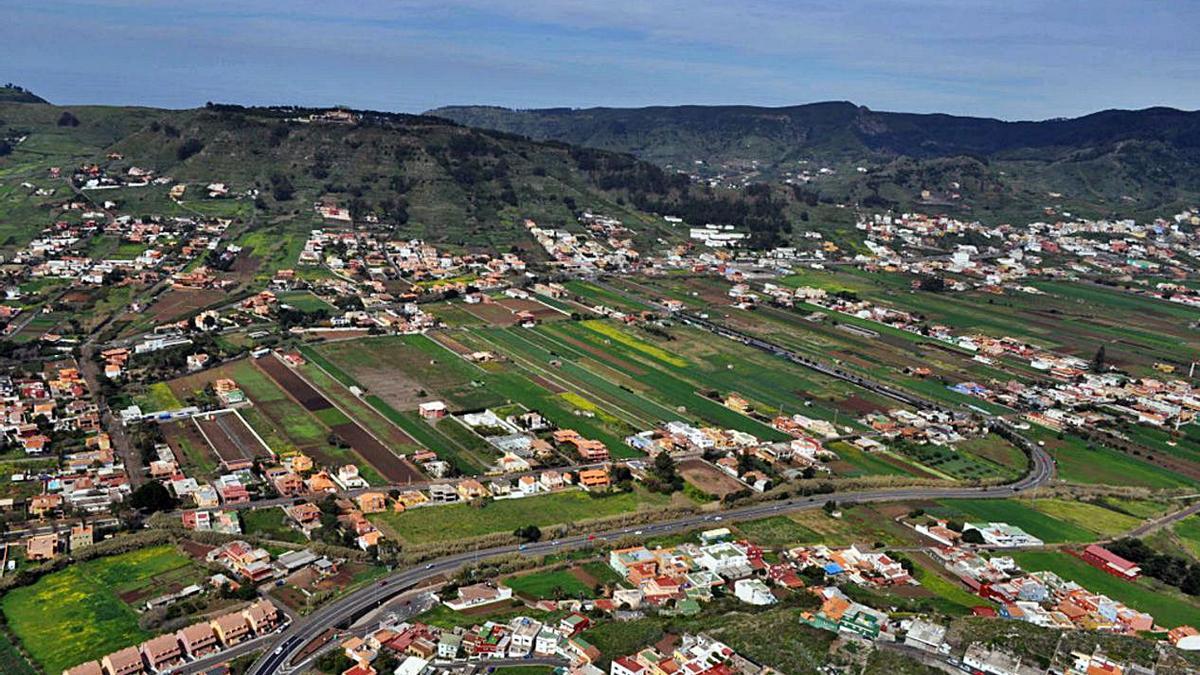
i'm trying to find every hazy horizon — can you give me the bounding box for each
[4,1,1198,121]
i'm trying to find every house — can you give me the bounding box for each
[140,633,183,671]
[25,532,58,561]
[437,634,462,659]
[1080,544,1141,580]
[560,613,591,636]
[101,647,146,675]
[903,619,946,653]
[356,492,388,514]
[64,661,104,675]
[211,611,251,646]
[243,599,282,634]
[444,583,513,611]
[418,401,447,420]
[577,467,611,490]
[456,479,489,501]
[733,578,775,605]
[178,622,219,658]
[70,524,94,551]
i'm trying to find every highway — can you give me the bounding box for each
[245,448,1054,675]
[243,281,1060,675]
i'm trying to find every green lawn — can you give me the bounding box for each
[503,569,593,599]
[1,545,195,673]
[371,489,680,544]
[277,291,334,313]
[1011,550,1200,628]
[241,506,307,544]
[933,499,1096,543]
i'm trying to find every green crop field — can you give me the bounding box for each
[1174,515,1200,560]
[277,291,335,312]
[371,488,682,544]
[734,516,821,548]
[932,499,1096,542]
[1,545,196,674]
[135,382,183,412]
[1023,425,1191,489]
[1026,500,1143,538]
[1011,550,1200,628]
[503,569,593,599]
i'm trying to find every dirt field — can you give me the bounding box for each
[194,410,273,469]
[161,420,220,469]
[147,288,226,322]
[255,356,423,483]
[255,356,331,411]
[461,301,519,326]
[678,458,746,497]
[496,297,566,321]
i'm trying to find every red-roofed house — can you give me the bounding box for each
[1080,544,1141,579]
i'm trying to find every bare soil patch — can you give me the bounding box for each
[678,458,745,497]
[148,288,226,322]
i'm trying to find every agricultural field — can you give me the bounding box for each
[503,568,594,599]
[370,488,687,544]
[241,506,307,544]
[1,545,201,674]
[930,499,1096,543]
[166,358,397,485]
[134,381,183,412]
[1174,515,1200,560]
[1010,550,1200,628]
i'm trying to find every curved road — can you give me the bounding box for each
[246,440,1053,675]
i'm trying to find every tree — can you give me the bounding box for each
[176,138,204,161]
[57,111,80,127]
[961,528,985,544]
[1092,345,1106,372]
[130,481,176,514]
[514,525,542,543]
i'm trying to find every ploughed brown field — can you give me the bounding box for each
[254,355,424,483]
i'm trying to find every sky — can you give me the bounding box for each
[3,0,1198,120]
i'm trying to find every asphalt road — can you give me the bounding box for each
[246,443,1055,675]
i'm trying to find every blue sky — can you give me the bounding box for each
[3,0,1198,120]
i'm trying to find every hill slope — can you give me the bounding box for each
[2,101,797,250]
[428,103,1200,220]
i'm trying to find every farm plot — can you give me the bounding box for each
[145,288,225,323]
[0,545,199,674]
[255,356,423,484]
[678,458,746,498]
[160,419,219,475]
[930,499,1095,543]
[313,334,503,411]
[193,410,273,470]
[370,488,685,544]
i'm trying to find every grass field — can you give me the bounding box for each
[1011,550,1200,628]
[734,516,821,548]
[1,545,196,673]
[1024,425,1191,488]
[503,569,593,599]
[136,382,183,412]
[371,488,681,544]
[0,632,35,675]
[932,499,1096,543]
[1026,500,1143,538]
[1173,515,1200,560]
[241,507,307,544]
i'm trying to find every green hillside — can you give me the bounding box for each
[428,103,1200,222]
[0,101,801,250]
